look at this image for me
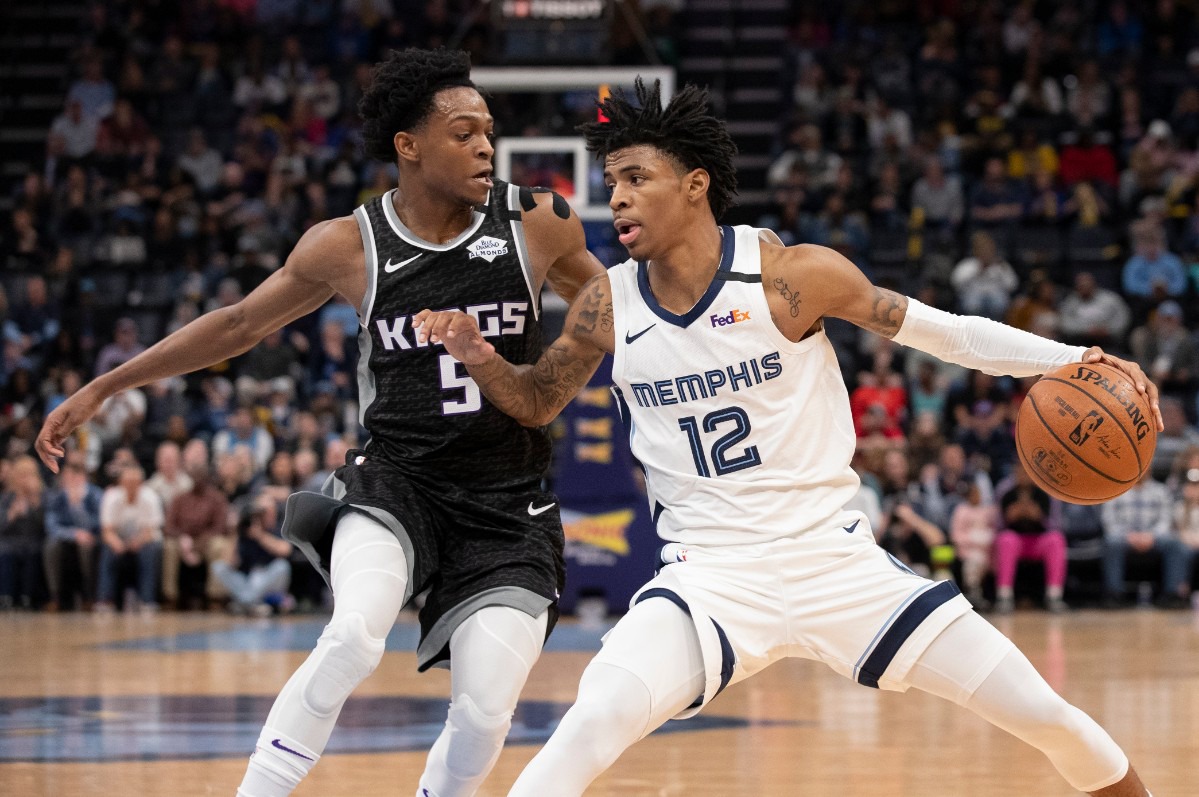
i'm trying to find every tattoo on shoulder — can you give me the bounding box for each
[772,277,802,318]
[572,277,610,337]
[864,288,908,337]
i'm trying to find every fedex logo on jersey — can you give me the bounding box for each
[466,235,509,262]
[375,302,528,351]
[710,308,751,327]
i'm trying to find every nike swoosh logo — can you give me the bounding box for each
[843,519,860,534]
[625,324,656,344]
[384,254,422,272]
[271,738,314,760]
[528,502,556,516]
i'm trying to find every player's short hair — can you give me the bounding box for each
[359,48,476,162]
[579,78,738,219]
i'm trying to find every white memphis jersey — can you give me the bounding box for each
[609,225,860,546]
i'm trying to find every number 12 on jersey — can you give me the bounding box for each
[678,406,762,477]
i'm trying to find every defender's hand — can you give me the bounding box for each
[1081,347,1164,431]
[412,309,495,366]
[36,387,104,473]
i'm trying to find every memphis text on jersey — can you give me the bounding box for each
[374,302,530,351]
[629,351,783,408]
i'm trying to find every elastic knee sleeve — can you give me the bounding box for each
[302,612,385,717]
[442,693,512,779]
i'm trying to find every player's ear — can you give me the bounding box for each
[686,168,710,205]
[394,131,419,164]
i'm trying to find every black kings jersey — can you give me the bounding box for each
[351,180,550,490]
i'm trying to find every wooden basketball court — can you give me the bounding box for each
[2,608,1195,796]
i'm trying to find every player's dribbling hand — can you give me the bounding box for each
[35,387,104,474]
[412,309,496,366]
[1080,347,1164,431]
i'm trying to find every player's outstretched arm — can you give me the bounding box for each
[36,220,351,472]
[765,242,1162,431]
[415,273,615,427]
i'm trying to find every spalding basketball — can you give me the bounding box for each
[1015,362,1157,504]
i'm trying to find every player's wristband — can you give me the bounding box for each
[893,298,1087,378]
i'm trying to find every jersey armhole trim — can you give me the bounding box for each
[506,183,540,320]
[354,205,379,325]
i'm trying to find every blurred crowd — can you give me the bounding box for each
[1,0,1198,615]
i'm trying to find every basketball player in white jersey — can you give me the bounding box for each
[414,79,1162,796]
[35,50,604,797]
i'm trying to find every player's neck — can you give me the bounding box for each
[645,223,724,312]
[391,181,477,245]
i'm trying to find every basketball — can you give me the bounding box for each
[1015,362,1157,504]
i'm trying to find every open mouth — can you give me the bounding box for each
[472,169,493,188]
[614,218,641,246]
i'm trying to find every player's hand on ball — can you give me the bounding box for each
[1080,347,1163,431]
[413,309,495,366]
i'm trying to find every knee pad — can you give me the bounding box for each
[301,612,386,717]
[442,692,512,780]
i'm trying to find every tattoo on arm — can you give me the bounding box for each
[573,279,605,336]
[470,338,595,425]
[861,288,908,338]
[772,277,802,317]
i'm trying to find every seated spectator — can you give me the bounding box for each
[162,463,229,610]
[950,482,998,607]
[94,318,146,377]
[42,451,102,611]
[1172,468,1199,603]
[910,156,964,233]
[212,499,292,616]
[1058,128,1118,190]
[1100,470,1190,608]
[877,449,949,577]
[146,440,193,512]
[950,231,1019,319]
[849,345,907,438]
[1057,271,1131,350]
[212,404,274,476]
[920,443,993,531]
[0,456,46,609]
[96,463,163,612]
[945,371,1015,480]
[1129,300,1199,411]
[1150,396,1199,480]
[1122,220,1186,303]
[992,462,1069,613]
[1023,167,1066,224]
[969,157,1024,232]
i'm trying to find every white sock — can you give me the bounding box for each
[236,729,319,797]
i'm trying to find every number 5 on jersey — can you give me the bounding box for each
[440,354,481,415]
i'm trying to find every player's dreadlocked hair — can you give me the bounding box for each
[359,48,476,162]
[580,78,738,219]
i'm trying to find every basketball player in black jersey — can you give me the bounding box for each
[35,49,603,797]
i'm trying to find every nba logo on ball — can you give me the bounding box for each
[1016,363,1157,505]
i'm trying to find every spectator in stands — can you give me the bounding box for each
[0,455,46,609]
[877,449,949,578]
[162,463,229,610]
[969,156,1024,232]
[945,370,1014,480]
[1101,470,1190,608]
[176,128,224,196]
[66,55,116,121]
[920,442,993,531]
[1059,128,1119,189]
[1066,59,1113,128]
[950,231,1019,319]
[1129,300,1199,412]
[6,276,60,369]
[146,440,192,511]
[993,461,1069,613]
[1057,271,1132,349]
[94,318,146,377]
[212,404,274,476]
[949,482,997,608]
[307,319,356,401]
[910,156,964,233]
[1123,220,1187,301]
[96,462,162,612]
[42,451,102,611]
[212,498,292,616]
[1171,467,1199,602]
[48,100,100,163]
